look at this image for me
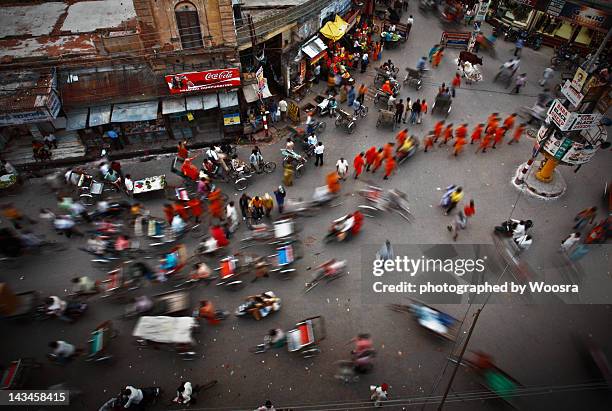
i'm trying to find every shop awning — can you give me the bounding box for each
[65,108,89,131]
[218,91,238,108]
[88,105,112,126]
[202,94,218,110]
[302,37,328,59]
[242,81,272,103]
[186,95,204,111]
[162,98,186,114]
[320,15,348,42]
[111,101,159,123]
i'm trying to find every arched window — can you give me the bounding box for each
[175,2,204,49]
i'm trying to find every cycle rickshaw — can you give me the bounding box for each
[133,316,199,360]
[287,316,326,358]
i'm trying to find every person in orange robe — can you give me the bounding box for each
[371,149,385,173]
[326,171,341,194]
[470,123,484,144]
[383,156,396,180]
[433,120,445,143]
[353,152,365,179]
[439,124,454,146]
[508,123,526,145]
[365,146,377,171]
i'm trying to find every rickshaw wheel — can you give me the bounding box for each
[263,162,276,173]
[318,121,327,132]
[376,119,381,128]
[295,164,304,178]
[301,347,321,358]
[234,178,248,191]
[347,123,355,134]
[334,117,342,127]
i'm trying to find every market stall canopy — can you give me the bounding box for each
[88,105,112,126]
[242,80,272,103]
[162,98,186,115]
[218,91,239,108]
[65,108,89,131]
[302,37,328,59]
[111,101,159,123]
[320,15,348,42]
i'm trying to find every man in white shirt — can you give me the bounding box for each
[387,94,397,112]
[173,382,194,405]
[124,174,134,194]
[560,232,581,253]
[122,386,143,408]
[307,133,318,147]
[336,157,349,180]
[171,214,186,234]
[46,296,67,316]
[314,142,325,167]
[48,340,77,363]
[226,201,239,233]
[305,111,316,134]
[1,159,16,175]
[278,99,287,121]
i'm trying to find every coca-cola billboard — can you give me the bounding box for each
[165,68,241,94]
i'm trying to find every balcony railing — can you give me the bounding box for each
[236,0,333,47]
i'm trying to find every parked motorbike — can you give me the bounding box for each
[551,45,579,70]
[494,219,533,237]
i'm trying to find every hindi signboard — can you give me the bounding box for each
[547,100,571,131]
[561,80,584,107]
[569,113,602,131]
[571,67,588,91]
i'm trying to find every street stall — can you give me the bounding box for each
[110,101,165,145]
[320,15,358,89]
[241,79,273,138]
[133,175,167,196]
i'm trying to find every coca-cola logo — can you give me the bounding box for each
[204,70,235,82]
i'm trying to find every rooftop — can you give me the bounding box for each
[0,69,55,113]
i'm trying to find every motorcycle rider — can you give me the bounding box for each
[330,210,364,241]
[45,296,83,322]
[121,386,143,408]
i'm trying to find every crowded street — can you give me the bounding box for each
[1,0,611,410]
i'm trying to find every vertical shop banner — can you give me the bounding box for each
[299,60,307,84]
[165,68,241,94]
[256,66,265,96]
[475,0,491,21]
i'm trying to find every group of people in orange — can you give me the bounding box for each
[422,113,526,156]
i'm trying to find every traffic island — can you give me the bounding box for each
[512,161,567,199]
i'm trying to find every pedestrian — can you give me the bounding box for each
[285,137,295,151]
[278,99,287,121]
[365,146,377,171]
[255,400,276,411]
[269,99,279,122]
[395,128,408,147]
[326,171,341,194]
[512,73,527,94]
[357,83,367,104]
[274,186,286,214]
[1,203,36,229]
[53,215,83,238]
[44,133,58,149]
[107,129,123,150]
[503,113,517,131]
[453,135,467,157]
[508,123,526,145]
[447,210,467,241]
[336,157,349,180]
[353,152,365,179]
[433,120,445,143]
[560,232,581,254]
[187,198,202,223]
[423,132,434,152]
[48,340,81,364]
[383,156,396,180]
[439,123,454,146]
[401,97,411,123]
[371,148,385,173]
[445,186,464,215]
[283,163,294,186]
[403,0,409,11]
[406,15,414,36]
[383,142,394,159]
[492,127,507,149]
[476,132,492,153]
[514,37,524,57]
[464,199,476,218]
[387,93,396,112]
[239,193,251,220]
[485,113,499,133]
[177,140,189,159]
[361,52,369,73]
[226,201,239,233]
[410,99,421,125]
[470,123,484,144]
[539,67,554,87]
[163,203,175,224]
[451,73,461,97]
[174,201,190,221]
[208,188,225,221]
[348,85,356,107]
[432,47,444,68]
[395,99,404,123]
[377,239,394,260]
[262,193,274,217]
[455,123,468,141]
[314,142,325,166]
[0,159,16,175]
[370,384,389,407]
[573,207,597,229]
[428,44,440,62]
[419,99,427,123]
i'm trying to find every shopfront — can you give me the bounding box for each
[492,0,610,50]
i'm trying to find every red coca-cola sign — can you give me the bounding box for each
[165,68,241,94]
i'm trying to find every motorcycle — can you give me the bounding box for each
[41,298,88,322]
[551,45,579,70]
[235,291,281,320]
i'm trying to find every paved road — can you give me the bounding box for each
[1,7,611,411]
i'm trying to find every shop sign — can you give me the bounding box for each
[559,3,609,30]
[299,60,307,84]
[560,81,584,108]
[553,137,573,160]
[571,67,588,91]
[287,101,300,123]
[568,113,602,131]
[475,0,491,21]
[546,0,565,17]
[165,68,241,94]
[223,113,241,126]
[547,100,571,130]
[0,109,52,125]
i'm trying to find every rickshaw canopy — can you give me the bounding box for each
[320,15,348,41]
